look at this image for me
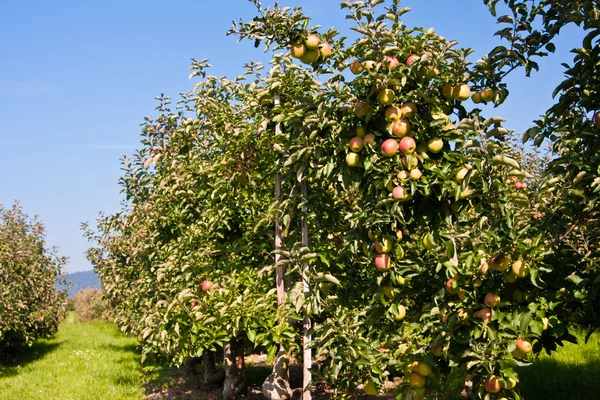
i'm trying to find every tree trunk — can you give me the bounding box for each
[184,356,201,377]
[223,338,247,400]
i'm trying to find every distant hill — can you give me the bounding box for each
[63,270,101,297]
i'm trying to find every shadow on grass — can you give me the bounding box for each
[0,340,61,378]
[101,342,141,354]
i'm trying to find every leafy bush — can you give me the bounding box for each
[73,288,108,322]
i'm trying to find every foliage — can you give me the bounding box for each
[0,202,68,350]
[73,288,109,323]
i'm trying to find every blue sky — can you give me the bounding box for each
[0,0,584,273]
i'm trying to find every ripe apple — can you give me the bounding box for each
[400,103,417,118]
[391,118,411,137]
[354,102,372,119]
[481,87,495,102]
[381,139,399,157]
[384,55,400,69]
[363,60,378,71]
[346,152,360,167]
[363,379,377,395]
[453,83,471,101]
[441,83,454,100]
[348,136,364,152]
[410,168,422,180]
[476,308,492,322]
[397,170,409,182]
[201,279,213,291]
[385,106,402,121]
[406,54,419,67]
[375,237,393,254]
[399,136,416,154]
[484,292,500,307]
[410,361,432,377]
[392,186,406,200]
[300,48,320,64]
[484,375,502,393]
[490,254,510,271]
[378,88,396,105]
[350,60,364,75]
[471,91,482,104]
[409,372,426,388]
[319,42,332,58]
[356,126,366,138]
[375,254,391,271]
[512,260,530,278]
[423,233,436,250]
[594,111,600,128]
[455,166,470,181]
[516,338,532,354]
[382,285,394,297]
[394,304,406,320]
[427,137,443,153]
[290,42,306,59]
[363,134,376,147]
[304,34,320,50]
[402,155,418,170]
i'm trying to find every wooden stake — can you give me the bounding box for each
[301,178,312,400]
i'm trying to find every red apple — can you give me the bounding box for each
[381,139,399,157]
[354,102,372,119]
[391,118,411,137]
[399,136,416,154]
[484,292,500,307]
[319,42,332,58]
[446,278,456,293]
[406,54,419,67]
[375,254,391,271]
[348,136,364,152]
[476,308,492,322]
[392,186,406,200]
[402,155,418,170]
[304,34,320,50]
[201,279,213,291]
[490,254,510,271]
[384,55,400,69]
[594,111,600,128]
[516,338,532,354]
[484,375,502,393]
[350,60,364,75]
[397,170,409,182]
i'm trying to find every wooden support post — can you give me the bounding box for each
[301,178,311,400]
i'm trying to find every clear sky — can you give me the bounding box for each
[0,0,584,273]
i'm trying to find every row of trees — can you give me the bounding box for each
[0,202,68,353]
[85,0,599,399]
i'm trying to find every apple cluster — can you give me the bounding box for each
[290,33,332,65]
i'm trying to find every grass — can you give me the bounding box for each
[0,312,143,400]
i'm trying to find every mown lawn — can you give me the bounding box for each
[0,312,143,400]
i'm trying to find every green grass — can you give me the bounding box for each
[0,312,143,400]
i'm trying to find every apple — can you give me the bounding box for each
[504,377,517,390]
[319,42,332,58]
[385,106,402,121]
[354,102,372,119]
[410,168,422,180]
[516,338,532,354]
[399,136,416,154]
[394,304,406,320]
[512,260,530,278]
[363,60,378,71]
[459,187,473,199]
[382,285,394,297]
[441,83,454,100]
[356,126,366,138]
[490,254,510,271]
[346,152,360,167]
[431,344,442,357]
[378,88,396,105]
[445,278,456,293]
[455,166,470,181]
[391,118,411,137]
[392,186,406,200]
[201,279,213,291]
[425,67,439,79]
[423,233,435,250]
[400,103,417,118]
[409,372,426,388]
[481,87,494,102]
[363,134,376,147]
[348,136,364,152]
[381,139,399,157]
[384,55,400,69]
[512,348,526,358]
[484,375,502,393]
[594,111,600,128]
[375,254,391,271]
[410,361,432,377]
[363,379,377,395]
[191,301,198,308]
[413,388,426,400]
[375,237,393,254]
[350,60,364,75]
[427,137,443,153]
[512,289,525,303]
[476,308,492,322]
[304,34,320,50]
[471,92,482,104]
[406,54,419,67]
[396,230,403,241]
[484,292,500,307]
[397,275,406,285]
[402,155,418,170]
[397,170,409,182]
[300,48,320,64]
[453,83,471,101]
[290,42,306,59]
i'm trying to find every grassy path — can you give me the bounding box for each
[0,313,142,400]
